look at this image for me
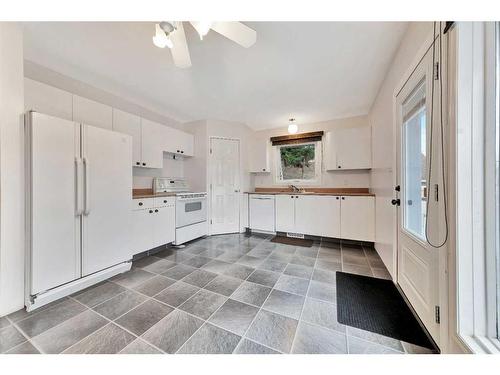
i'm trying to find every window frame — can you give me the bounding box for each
[274,141,322,185]
[456,21,500,353]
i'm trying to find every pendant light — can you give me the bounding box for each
[288,118,298,134]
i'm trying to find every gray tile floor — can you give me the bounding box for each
[0,233,435,354]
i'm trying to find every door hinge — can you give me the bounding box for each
[435,305,440,324]
[434,62,439,80]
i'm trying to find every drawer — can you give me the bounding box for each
[155,196,176,208]
[132,198,155,210]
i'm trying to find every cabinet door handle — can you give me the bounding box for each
[142,162,146,166]
[75,157,83,216]
[262,168,266,171]
[155,209,159,213]
[336,197,339,200]
[338,165,342,169]
[341,197,345,200]
[177,150,180,153]
[83,157,90,215]
[163,200,167,203]
[136,162,140,166]
[149,210,153,213]
[181,150,184,154]
[138,202,143,206]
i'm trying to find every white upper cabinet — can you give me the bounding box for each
[140,118,165,169]
[24,78,73,121]
[112,109,142,166]
[340,195,375,242]
[163,126,194,156]
[248,138,270,173]
[325,126,372,170]
[73,95,113,130]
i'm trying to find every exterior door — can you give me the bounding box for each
[210,137,240,234]
[82,124,133,275]
[395,47,440,343]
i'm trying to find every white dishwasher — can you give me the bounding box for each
[249,194,276,233]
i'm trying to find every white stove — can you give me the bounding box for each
[153,178,208,245]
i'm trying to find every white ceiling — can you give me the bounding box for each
[23,22,408,130]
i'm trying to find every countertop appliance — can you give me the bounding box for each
[153,177,208,245]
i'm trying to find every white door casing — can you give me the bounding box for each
[81,124,132,275]
[210,137,240,235]
[395,45,441,344]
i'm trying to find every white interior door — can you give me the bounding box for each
[396,47,440,344]
[210,137,240,235]
[29,112,81,294]
[82,124,133,275]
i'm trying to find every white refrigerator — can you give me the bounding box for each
[26,112,132,307]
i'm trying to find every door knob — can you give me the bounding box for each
[391,199,401,206]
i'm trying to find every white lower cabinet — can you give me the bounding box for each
[340,195,375,242]
[249,195,275,232]
[295,195,341,238]
[132,208,155,254]
[132,197,176,254]
[275,195,296,233]
[272,194,374,242]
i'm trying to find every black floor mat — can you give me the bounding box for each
[336,272,435,350]
[270,236,313,247]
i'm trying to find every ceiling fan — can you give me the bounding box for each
[152,21,257,68]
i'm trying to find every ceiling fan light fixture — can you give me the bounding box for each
[153,23,173,49]
[191,21,212,39]
[288,118,298,134]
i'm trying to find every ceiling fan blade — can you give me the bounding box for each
[210,22,256,48]
[169,22,192,68]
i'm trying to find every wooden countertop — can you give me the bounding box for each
[132,189,177,199]
[245,187,375,197]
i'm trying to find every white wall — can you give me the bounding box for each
[183,120,208,192]
[132,154,185,189]
[25,61,182,130]
[0,23,25,316]
[252,115,371,188]
[368,22,433,277]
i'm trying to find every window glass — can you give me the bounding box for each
[185,202,202,212]
[402,81,427,241]
[277,143,318,182]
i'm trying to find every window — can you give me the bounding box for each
[402,80,427,241]
[275,142,321,184]
[456,22,500,353]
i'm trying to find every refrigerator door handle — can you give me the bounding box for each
[75,157,83,216]
[83,157,90,215]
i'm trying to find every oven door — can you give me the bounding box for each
[176,196,207,228]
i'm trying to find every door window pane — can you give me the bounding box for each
[403,81,427,240]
